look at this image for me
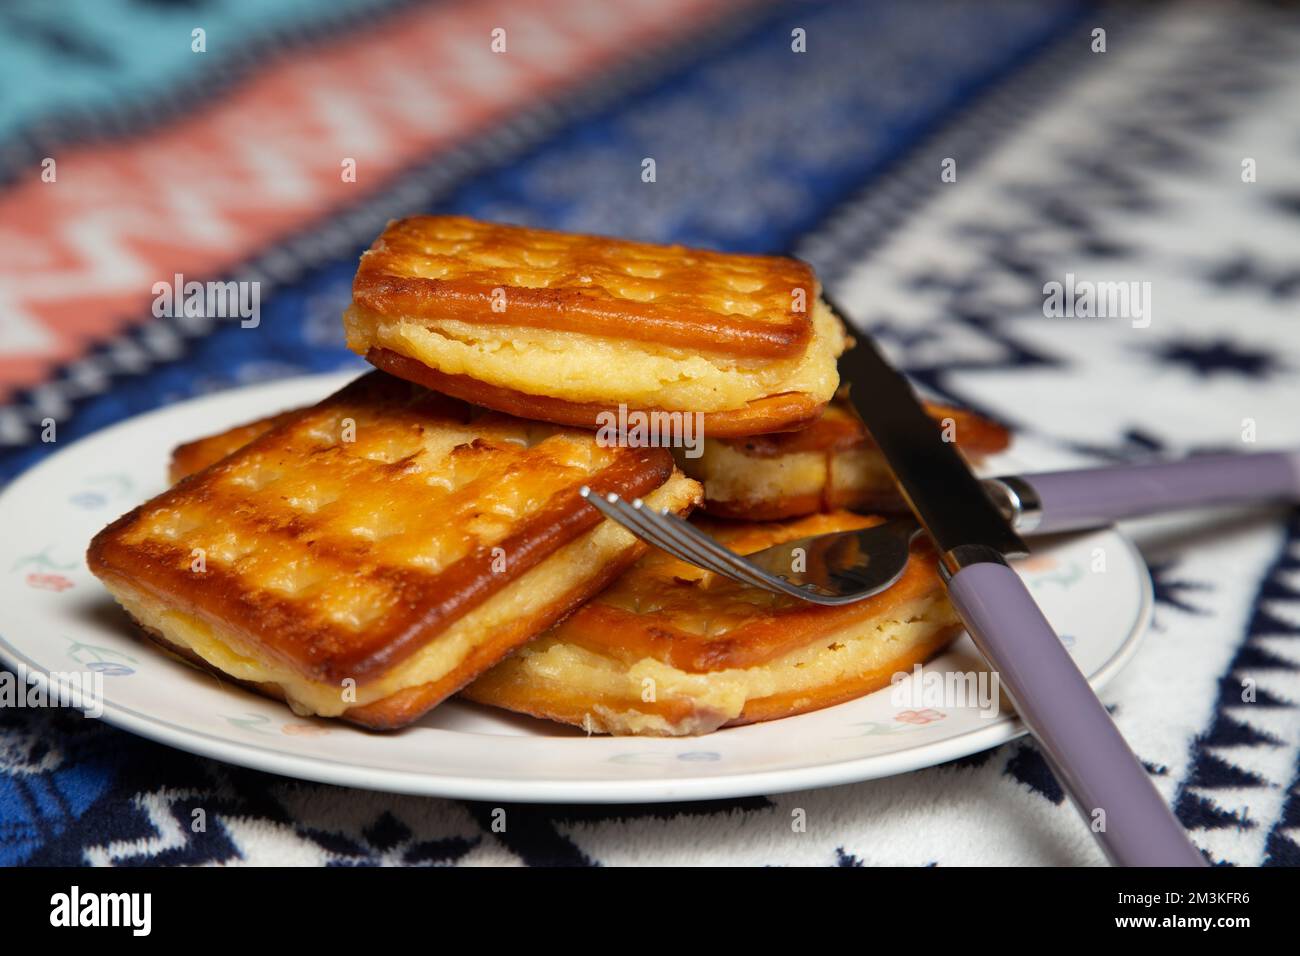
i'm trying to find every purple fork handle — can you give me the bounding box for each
[1003,451,1300,535]
[947,562,1206,866]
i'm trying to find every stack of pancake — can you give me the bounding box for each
[88,217,1007,735]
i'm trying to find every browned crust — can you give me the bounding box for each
[702,492,832,522]
[342,535,656,729]
[87,371,676,686]
[721,397,1011,459]
[353,216,815,359]
[461,623,963,734]
[367,346,826,437]
[695,397,1012,520]
[556,539,945,672]
[723,623,963,727]
[123,537,660,730]
[721,399,868,457]
[460,671,703,733]
[703,487,921,522]
[168,410,301,484]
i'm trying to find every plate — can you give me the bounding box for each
[0,373,1152,802]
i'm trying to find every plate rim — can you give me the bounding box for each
[0,372,1154,803]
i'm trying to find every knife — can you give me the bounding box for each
[833,302,1207,867]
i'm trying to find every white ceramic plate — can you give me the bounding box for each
[0,373,1152,803]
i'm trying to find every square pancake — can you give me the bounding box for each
[345,216,848,436]
[88,371,701,729]
[676,396,1011,520]
[462,511,964,736]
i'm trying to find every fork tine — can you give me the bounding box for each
[635,503,878,606]
[629,502,775,591]
[608,496,761,587]
[581,488,780,592]
[580,489,714,569]
[587,493,694,561]
[640,504,784,590]
[580,488,870,606]
[628,499,785,594]
[656,508,900,606]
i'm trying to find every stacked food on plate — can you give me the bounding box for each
[87,217,1007,735]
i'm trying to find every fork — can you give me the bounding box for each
[581,450,1300,604]
[582,487,919,605]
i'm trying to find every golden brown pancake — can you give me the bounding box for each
[89,371,701,729]
[344,216,848,436]
[462,511,963,736]
[168,397,1010,523]
[678,397,1011,519]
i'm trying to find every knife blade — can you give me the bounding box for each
[829,296,1205,867]
[836,332,1027,568]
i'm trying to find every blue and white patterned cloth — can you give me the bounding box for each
[3,0,1299,866]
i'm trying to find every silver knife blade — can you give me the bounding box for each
[829,299,1027,568]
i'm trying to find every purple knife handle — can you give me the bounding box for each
[947,561,1206,867]
[994,451,1300,535]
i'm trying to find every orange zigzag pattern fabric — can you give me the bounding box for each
[0,0,729,400]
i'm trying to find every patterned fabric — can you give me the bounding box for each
[3,0,1298,866]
